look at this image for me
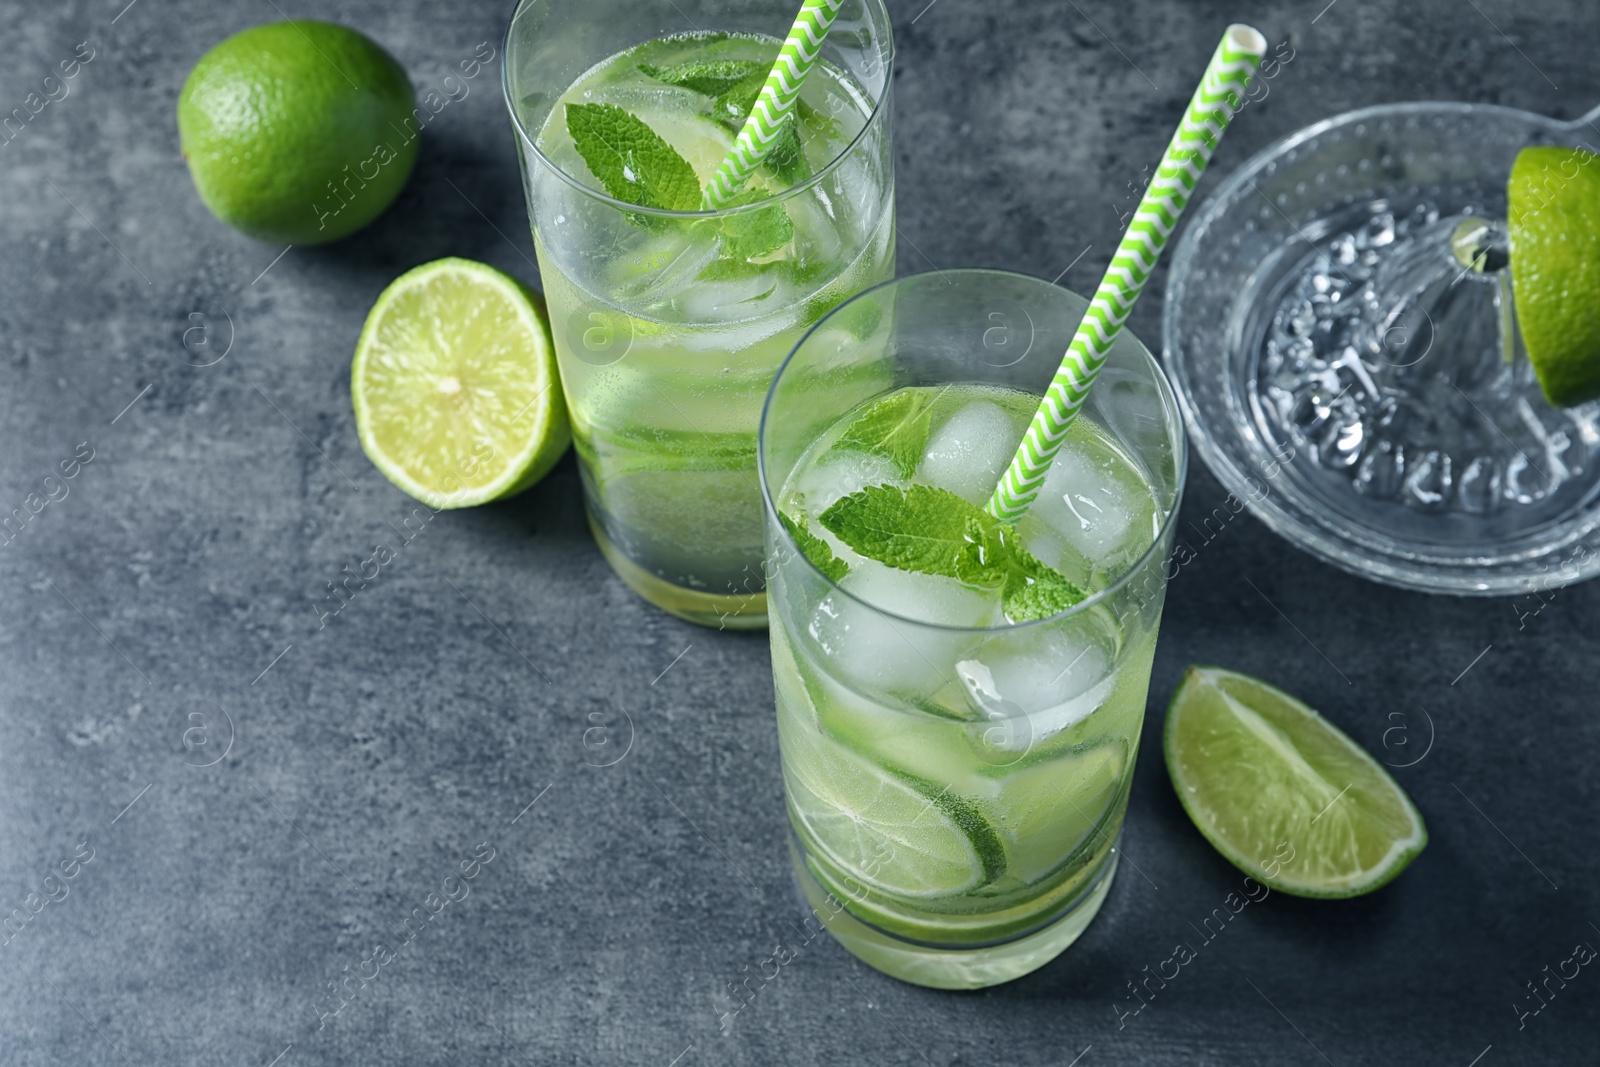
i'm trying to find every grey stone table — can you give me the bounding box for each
[3,0,1597,1064]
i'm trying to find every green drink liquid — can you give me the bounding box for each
[771,384,1164,986]
[523,33,895,626]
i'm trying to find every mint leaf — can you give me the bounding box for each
[565,101,792,256]
[819,483,1086,622]
[712,74,764,129]
[819,484,997,582]
[833,390,941,478]
[711,73,762,125]
[796,98,842,139]
[564,103,700,212]
[704,188,793,260]
[695,257,777,295]
[1002,547,1086,623]
[640,59,766,98]
[780,511,848,583]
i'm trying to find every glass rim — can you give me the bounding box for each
[499,0,896,221]
[759,268,1191,634]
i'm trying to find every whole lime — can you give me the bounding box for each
[178,21,418,245]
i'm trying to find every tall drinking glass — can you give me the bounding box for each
[503,0,895,628]
[760,271,1186,988]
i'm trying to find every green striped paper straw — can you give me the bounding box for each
[700,0,845,209]
[986,24,1267,523]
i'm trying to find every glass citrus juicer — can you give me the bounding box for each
[1164,100,1600,595]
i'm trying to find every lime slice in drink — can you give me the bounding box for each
[1164,667,1427,898]
[785,748,1004,899]
[1508,146,1600,407]
[352,258,570,508]
[774,636,1004,899]
[996,742,1125,885]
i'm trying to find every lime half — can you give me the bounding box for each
[352,258,570,508]
[785,752,1002,899]
[1164,667,1427,898]
[1509,146,1600,407]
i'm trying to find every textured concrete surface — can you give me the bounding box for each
[2,0,1598,1064]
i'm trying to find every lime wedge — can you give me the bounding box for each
[1164,667,1427,898]
[352,258,570,508]
[1508,146,1600,407]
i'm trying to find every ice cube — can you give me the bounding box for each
[673,265,783,322]
[611,231,722,307]
[956,627,1117,750]
[788,448,901,515]
[786,193,845,266]
[794,558,993,699]
[787,444,902,515]
[785,449,903,566]
[917,401,1019,505]
[1029,438,1152,563]
[575,84,691,115]
[959,627,1111,714]
[1023,527,1070,574]
[1359,211,1396,249]
[840,558,997,629]
[955,659,1007,716]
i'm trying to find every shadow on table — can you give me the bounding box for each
[974,766,1418,1013]
[314,121,544,292]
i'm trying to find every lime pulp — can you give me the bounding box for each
[351,257,570,508]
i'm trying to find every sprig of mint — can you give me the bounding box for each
[818,484,1085,623]
[564,102,793,260]
[780,510,849,582]
[1001,551,1084,623]
[832,389,943,478]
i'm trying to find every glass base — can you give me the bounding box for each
[789,837,1119,990]
[587,512,768,630]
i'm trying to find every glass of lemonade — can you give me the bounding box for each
[760,270,1186,988]
[503,0,895,628]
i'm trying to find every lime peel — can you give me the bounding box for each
[177,20,418,245]
[1509,145,1600,407]
[774,633,1003,900]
